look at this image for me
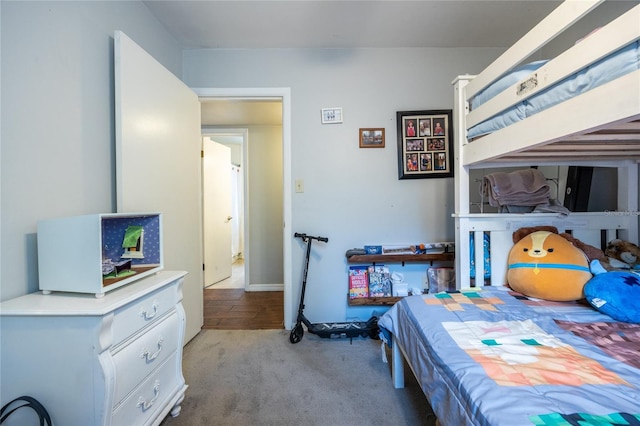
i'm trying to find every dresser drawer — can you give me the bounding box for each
[112,311,180,405]
[111,351,181,426]
[112,281,180,344]
[0,271,187,426]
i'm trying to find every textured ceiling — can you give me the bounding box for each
[143,1,563,49]
[148,1,631,126]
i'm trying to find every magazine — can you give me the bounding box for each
[367,265,391,297]
[348,266,369,298]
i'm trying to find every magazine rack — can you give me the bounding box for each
[346,252,454,305]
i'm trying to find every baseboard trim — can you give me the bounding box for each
[247,283,284,292]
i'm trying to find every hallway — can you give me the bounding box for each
[202,289,284,330]
[203,260,284,330]
[205,259,245,289]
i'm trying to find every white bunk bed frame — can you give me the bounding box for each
[387,0,640,399]
[453,0,640,289]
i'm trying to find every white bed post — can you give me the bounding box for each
[617,161,639,243]
[391,335,405,389]
[453,76,474,290]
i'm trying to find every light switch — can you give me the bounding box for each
[295,179,304,193]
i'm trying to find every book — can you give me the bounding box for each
[348,266,369,298]
[367,265,392,297]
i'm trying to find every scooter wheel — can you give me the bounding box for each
[289,324,304,344]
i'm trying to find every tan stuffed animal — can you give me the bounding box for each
[508,229,592,301]
[605,239,640,270]
[512,226,607,264]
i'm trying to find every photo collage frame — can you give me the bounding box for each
[396,110,453,179]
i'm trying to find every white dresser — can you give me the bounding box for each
[0,270,188,426]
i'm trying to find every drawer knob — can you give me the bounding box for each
[136,380,160,411]
[140,302,159,320]
[140,336,164,362]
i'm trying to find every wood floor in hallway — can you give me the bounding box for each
[203,289,284,330]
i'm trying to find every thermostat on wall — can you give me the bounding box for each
[321,107,343,124]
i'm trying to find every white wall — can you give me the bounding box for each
[3,1,635,325]
[0,1,507,324]
[247,125,284,285]
[1,1,182,300]
[183,47,504,323]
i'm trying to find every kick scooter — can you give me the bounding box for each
[289,232,379,344]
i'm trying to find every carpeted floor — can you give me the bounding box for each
[160,329,432,426]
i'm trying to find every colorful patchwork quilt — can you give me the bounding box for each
[378,287,640,426]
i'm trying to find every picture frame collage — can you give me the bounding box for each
[396,110,453,179]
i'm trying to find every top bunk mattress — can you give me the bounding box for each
[467,40,640,140]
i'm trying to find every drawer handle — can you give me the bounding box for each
[140,336,164,362]
[136,380,160,411]
[140,302,159,320]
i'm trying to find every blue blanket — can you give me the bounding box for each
[379,287,640,426]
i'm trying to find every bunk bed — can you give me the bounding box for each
[379,1,640,424]
[455,0,640,289]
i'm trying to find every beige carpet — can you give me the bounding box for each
[160,329,432,426]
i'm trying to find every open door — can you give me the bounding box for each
[202,138,233,286]
[114,31,203,342]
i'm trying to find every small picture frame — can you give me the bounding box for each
[396,110,453,179]
[359,128,385,148]
[321,107,343,124]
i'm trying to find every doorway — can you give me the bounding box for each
[202,129,248,290]
[195,88,293,330]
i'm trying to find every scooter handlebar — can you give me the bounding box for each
[294,232,329,243]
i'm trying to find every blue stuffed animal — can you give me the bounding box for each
[584,259,640,323]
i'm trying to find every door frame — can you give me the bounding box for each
[193,87,293,330]
[201,127,249,291]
